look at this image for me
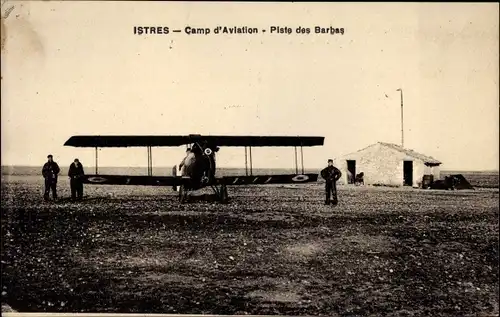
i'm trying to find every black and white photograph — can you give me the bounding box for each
[1,1,499,316]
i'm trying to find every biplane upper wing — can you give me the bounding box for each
[64,135,324,147]
[192,135,324,147]
[64,135,189,147]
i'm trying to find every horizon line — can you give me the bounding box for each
[1,165,498,173]
[0,165,322,169]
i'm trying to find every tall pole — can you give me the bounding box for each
[397,88,404,148]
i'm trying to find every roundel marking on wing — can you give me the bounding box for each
[204,148,213,156]
[292,174,309,182]
[87,176,108,183]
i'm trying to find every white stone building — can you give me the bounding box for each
[335,142,442,187]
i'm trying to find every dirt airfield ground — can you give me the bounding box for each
[1,174,499,316]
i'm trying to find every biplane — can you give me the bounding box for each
[63,135,325,203]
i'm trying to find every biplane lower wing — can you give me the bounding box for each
[219,173,318,185]
[81,173,318,186]
[82,175,183,186]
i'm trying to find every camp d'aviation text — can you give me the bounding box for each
[133,26,345,35]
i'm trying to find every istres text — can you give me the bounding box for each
[133,26,345,36]
[134,26,170,35]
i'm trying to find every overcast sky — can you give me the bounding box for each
[1,2,498,170]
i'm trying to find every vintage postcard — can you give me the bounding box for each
[1,1,498,316]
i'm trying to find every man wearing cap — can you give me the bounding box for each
[42,154,61,201]
[68,158,85,201]
[320,159,342,205]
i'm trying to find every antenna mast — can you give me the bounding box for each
[397,88,404,147]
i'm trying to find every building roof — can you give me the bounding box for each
[339,142,442,165]
[378,142,442,165]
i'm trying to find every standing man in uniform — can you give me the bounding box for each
[42,154,60,201]
[320,159,342,205]
[68,158,85,201]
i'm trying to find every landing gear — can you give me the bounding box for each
[210,184,229,203]
[178,182,229,204]
[178,184,188,203]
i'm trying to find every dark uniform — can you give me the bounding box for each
[320,160,342,205]
[42,155,60,201]
[68,159,85,201]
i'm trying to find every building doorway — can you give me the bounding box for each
[347,160,356,184]
[403,161,413,186]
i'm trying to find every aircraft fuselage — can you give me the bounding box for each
[179,141,218,189]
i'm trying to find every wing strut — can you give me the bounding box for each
[294,146,298,174]
[95,147,99,174]
[244,146,248,176]
[147,146,153,176]
[300,144,304,174]
[249,146,253,176]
